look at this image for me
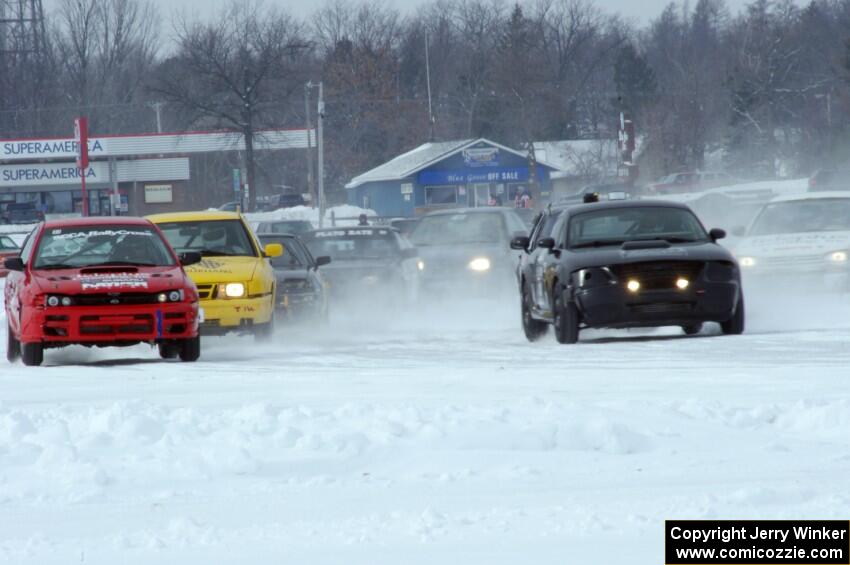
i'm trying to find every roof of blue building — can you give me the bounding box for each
[345,138,559,189]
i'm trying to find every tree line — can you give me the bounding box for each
[1,0,849,208]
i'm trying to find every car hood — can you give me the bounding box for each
[320,259,398,277]
[31,265,189,294]
[183,256,259,284]
[416,243,512,268]
[735,231,850,258]
[567,241,734,268]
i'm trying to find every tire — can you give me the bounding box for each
[721,293,745,335]
[553,288,580,344]
[254,314,275,342]
[6,323,20,363]
[179,336,201,362]
[21,342,43,366]
[682,323,703,336]
[521,281,547,342]
[158,342,179,359]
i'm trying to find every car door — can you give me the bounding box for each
[5,227,39,333]
[540,214,569,314]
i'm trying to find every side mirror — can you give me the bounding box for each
[537,237,556,250]
[709,228,727,241]
[510,236,530,250]
[179,251,202,266]
[401,247,418,259]
[731,226,746,238]
[264,243,284,258]
[4,256,24,272]
[315,255,331,268]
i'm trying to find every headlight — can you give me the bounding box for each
[46,295,60,307]
[739,257,756,268]
[626,279,640,292]
[676,277,689,290]
[468,257,491,272]
[828,251,848,263]
[576,267,616,288]
[417,260,425,271]
[45,295,73,307]
[218,282,246,298]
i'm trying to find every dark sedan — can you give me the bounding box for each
[258,234,330,323]
[512,200,744,343]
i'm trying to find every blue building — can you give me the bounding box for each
[346,138,559,217]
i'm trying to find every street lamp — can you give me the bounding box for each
[306,81,325,227]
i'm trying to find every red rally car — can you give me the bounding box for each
[4,217,203,366]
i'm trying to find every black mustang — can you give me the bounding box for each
[512,199,744,343]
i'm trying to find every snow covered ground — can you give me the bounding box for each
[1,281,850,564]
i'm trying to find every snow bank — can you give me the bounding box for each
[244,204,378,230]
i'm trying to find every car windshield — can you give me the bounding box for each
[303,230,399,261]
[567,206,708,248]
[259,221,313,235]
[260,237,308,269]
[33,225,176,269]
[409,212,505,246]
[749,199,850,235]
[157,220,257,257]
[0,235,17,250]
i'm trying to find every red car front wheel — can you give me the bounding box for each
[6,323,20,363]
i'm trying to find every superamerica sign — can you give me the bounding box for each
[418,167,529,185]
[1,138,107,160]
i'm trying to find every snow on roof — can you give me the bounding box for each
[345,138,561,189]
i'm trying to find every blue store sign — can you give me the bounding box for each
[418,167,528,185]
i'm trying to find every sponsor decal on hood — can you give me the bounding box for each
[78,272,150,290]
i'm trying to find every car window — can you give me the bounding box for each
[0,235,17,250]
[566,206,708,248]
[260,236,310,269]
[19,226,39,264]
[157,220,257,258]
[410,213,506,246]
[33,225,176,268]
[527,213,545,250]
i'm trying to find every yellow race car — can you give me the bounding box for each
[147,211,282,338]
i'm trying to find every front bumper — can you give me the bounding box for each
[20,302,199,345]
[275,289,324,317]
[575,281,740,329]
[198,295,274,334]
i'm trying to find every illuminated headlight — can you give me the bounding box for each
[676,277,689,290]
[417,260,425,271]
[221,282,246,298]
[828,251,848,263]
[626,279,641,292]
[157,293,168,303]
[468,257,491,272]
[739,257,756,268]
[46,295,60,307]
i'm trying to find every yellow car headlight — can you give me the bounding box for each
[739,257,756,268]
[468,257,491,272]
[219,282,246,298]
[417,260,425,271]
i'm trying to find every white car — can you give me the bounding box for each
[733,192,850,289]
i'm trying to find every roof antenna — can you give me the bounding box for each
[425,32,435,141]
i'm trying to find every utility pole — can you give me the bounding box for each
[425,34,435,141]
[304,84,315,209]
[317,82,325,228]
[148,101,164,133]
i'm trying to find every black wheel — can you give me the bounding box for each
[254,314,275,341]
[21,342,43,366]
[682,323,703,336]
[721,293,745,335]
[7,323,20,363]
[157,342,179,359]
[553,288,580,344]
[521,281,547,342]
[179,336,201,362]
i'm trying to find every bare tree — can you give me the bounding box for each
[152,0,310,211]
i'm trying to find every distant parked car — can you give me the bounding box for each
[559,182,634,206]
[265,189,307,210]
[0,235,20,277]
[808,168,850,192]
[1,202,44,224]
[647,171,737,195]
[217,201,241,212]
[256,220,314,235]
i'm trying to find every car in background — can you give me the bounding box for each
[4,217,202,366]
[1,202,44,224]
[733,192,850,290]
[148,211,283,338]
[808,168,850,191]
[408,207,528,294]
[558,182,634,206]
[0,235,20,277]
[217,201,241,212]
[511,200,743,343]
[300,226,420,307]
[388,217,420,237]
[257,233,330,323]
[647,171,737,195]
[256,220,314,235]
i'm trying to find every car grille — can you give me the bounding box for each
[196,284,215,300]
[611,261,704,290]
[79,314,154,335]
[74,292,164,306]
